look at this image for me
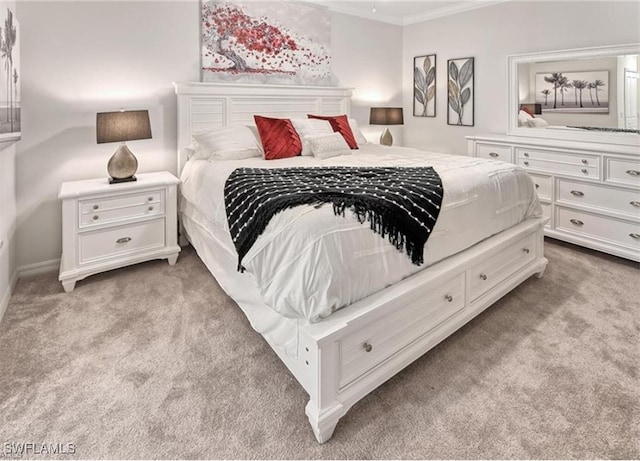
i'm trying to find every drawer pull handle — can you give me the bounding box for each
[523,152,529,157]
[581,159,588,165]
[570,219,584,227]
[570,190,584,197]
[535,184,540,189]
[148,206,154,211]
[93,205,99,210]
[362,342,373,353]
[626,170,640,176]
[116,237,132,244]
[630,233,640,240]
[92,215,99,221]
[581,168,588,174]
[445,294,453,303]
[522,248,530,254]
[479,273,487,281]
[148,196,154,201]
[630,201,640,208]
[523,161,529,166]
[489,152,499,158]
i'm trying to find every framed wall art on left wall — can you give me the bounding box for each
[0,3,19,142]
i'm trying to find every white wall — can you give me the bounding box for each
[15,1,402,268]
[0,0,18,320]
[0,142,17,318]
[402,0,640,155]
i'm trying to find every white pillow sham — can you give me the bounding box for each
[191,125,262,160]
[518,110,534,127]
[348,118,368,145]
[308,132,352,159]
[526,117,549,128]
[291,119,334,156]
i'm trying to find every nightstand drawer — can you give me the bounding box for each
[79,190,164,228]
[79,219,166,264]
[476,143,512,162]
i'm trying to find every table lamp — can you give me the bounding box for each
[369,107,404,146]
[96,109,152,184]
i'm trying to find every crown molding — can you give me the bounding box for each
[402,0,511,25]
[304,0,512,26]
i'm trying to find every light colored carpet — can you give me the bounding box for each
[0,239,638,459]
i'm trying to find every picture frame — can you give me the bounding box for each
[413,54,436,117]
[0,4,20,142]
[447,57,474,127]
[535,70,609,114]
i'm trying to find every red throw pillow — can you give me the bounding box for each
[254,115,302,160]
[307,114,358,149]
[521,106,536,118]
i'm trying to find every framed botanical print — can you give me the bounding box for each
[447,57,474,126]
[413,54,436,117]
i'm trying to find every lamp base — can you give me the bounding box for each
[107,143,139,184]
[109,175,137,184]
[379,128,393,146]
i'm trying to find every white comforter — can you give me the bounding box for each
[180,144,541,322]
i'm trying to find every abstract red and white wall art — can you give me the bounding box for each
[201,1,334,85]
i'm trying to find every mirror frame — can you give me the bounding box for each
[507,43,640,147]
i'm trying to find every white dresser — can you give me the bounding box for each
[58,171,181,292]
[467,135,640,262]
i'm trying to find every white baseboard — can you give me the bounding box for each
[17,258,60,278]
[0,270,19,324]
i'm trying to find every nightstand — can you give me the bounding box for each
[58,171,181,292]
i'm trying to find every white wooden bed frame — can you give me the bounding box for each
[174,82,548,443]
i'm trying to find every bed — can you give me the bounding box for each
[174,82,548,443]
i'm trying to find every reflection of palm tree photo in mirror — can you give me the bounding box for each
[0,6,18,136]
[536,70,608,113]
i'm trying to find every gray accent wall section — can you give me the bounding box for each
[402,0,640,155]
[13,1,402,269]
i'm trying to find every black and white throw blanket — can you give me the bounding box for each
[224,166,443,271]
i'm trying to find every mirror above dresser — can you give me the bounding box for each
[507,43,640,147]
[468,44,640,262]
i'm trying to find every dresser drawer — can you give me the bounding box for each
[516,147,598,167]
[557,178,640,219]
[605,157,640,187]
[556,207,640,250]
[528,173,552,200]
[518,157,599,180]
[79,219,166,264]
[476,143,512,162]
[339,273,465,388]
[540,203,552,228]
[79,190,164,228]
[470,233,536,301]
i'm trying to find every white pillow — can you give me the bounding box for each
[191,125,262,160]
[308,132,352,159]
[348,118,368,145]
[291,119,333,156]
[527,117,549,128]
[518,110,534,127]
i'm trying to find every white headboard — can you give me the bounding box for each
[173,82,354,176]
